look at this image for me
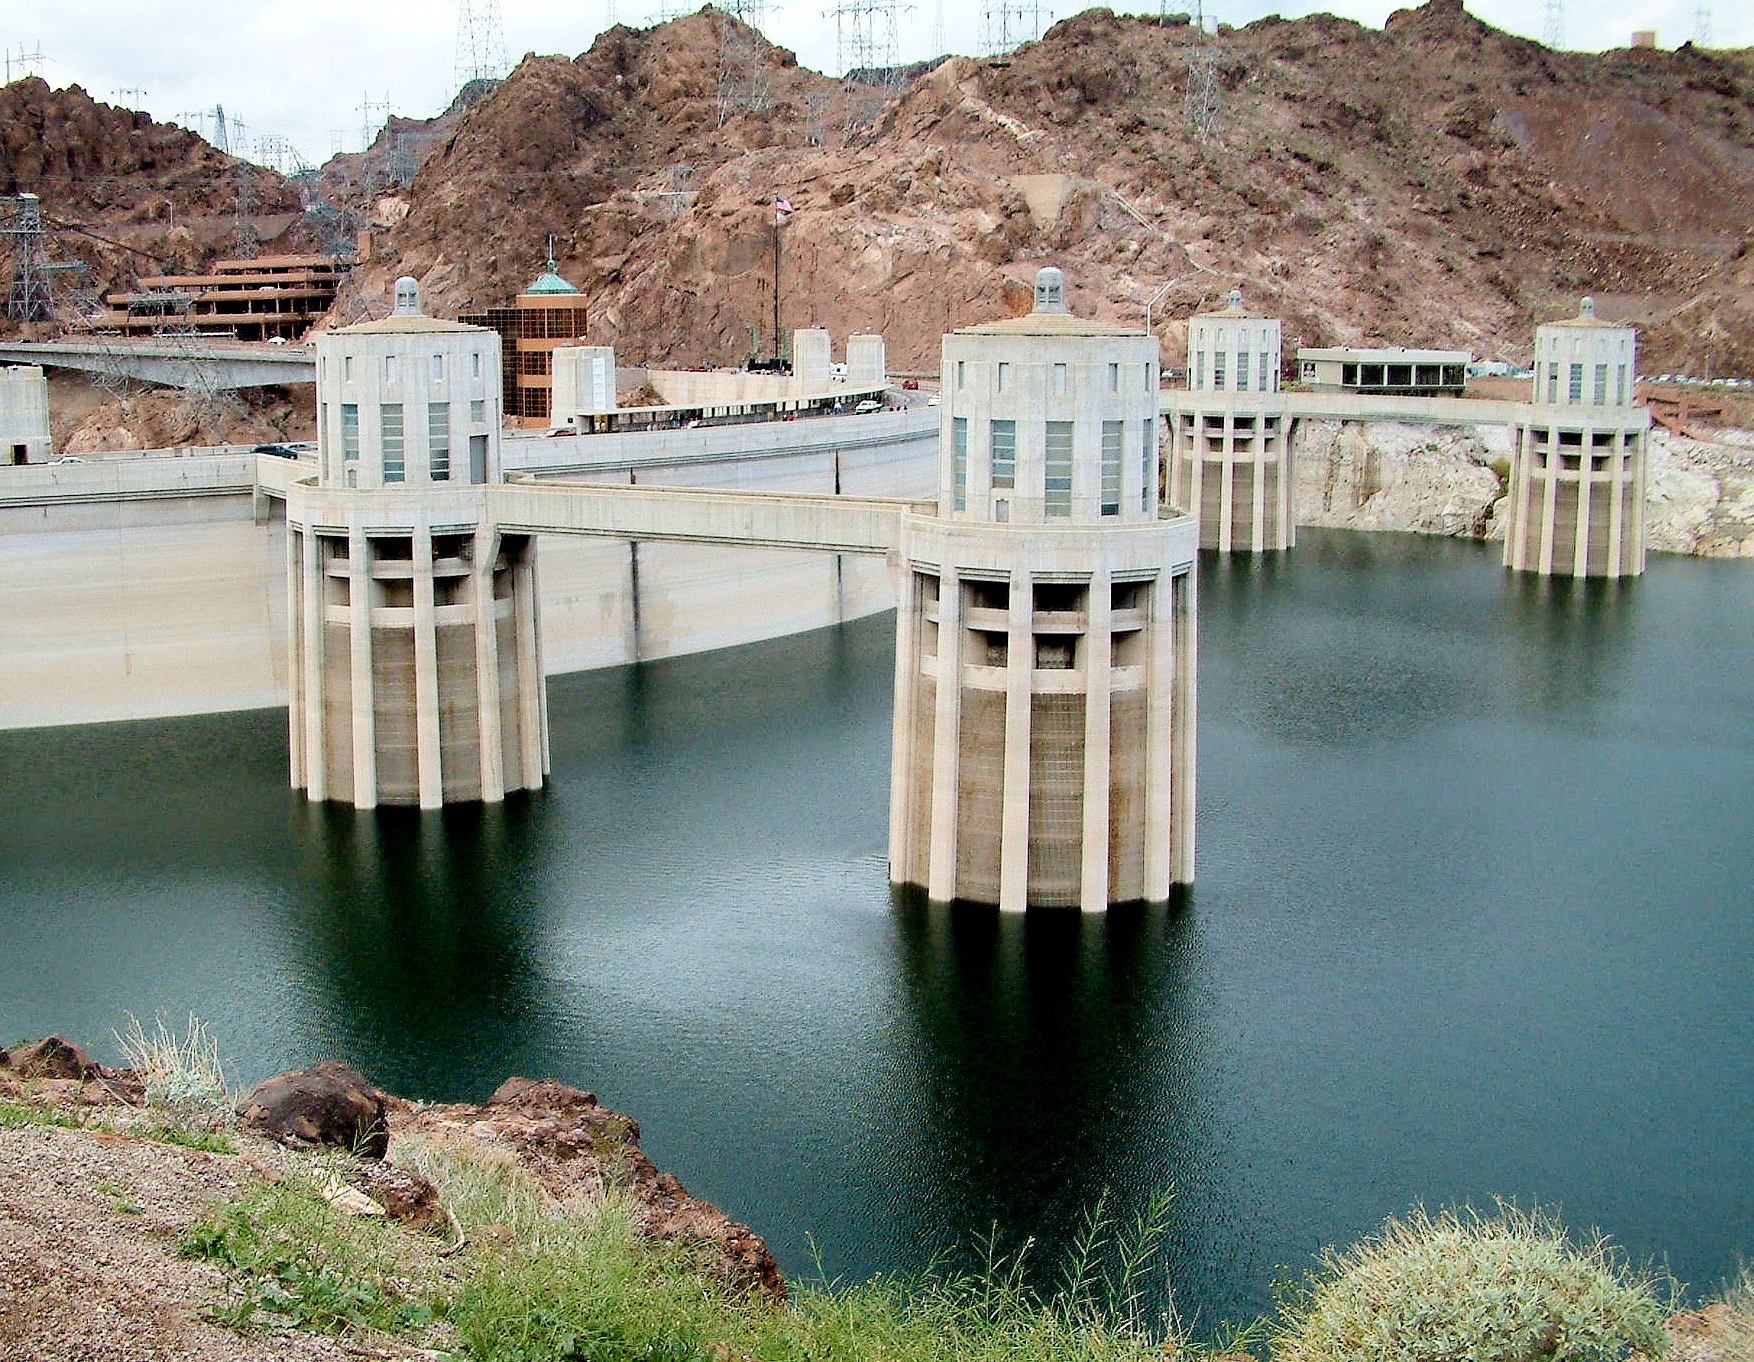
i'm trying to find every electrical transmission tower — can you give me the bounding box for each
[1184,0,1219,141]
[1694,3,1712,44]
[456,0,510,90]
[980,0,1051,56]
[2,44,47,83]
[933,0,945,53]
[717,2,775,127]
[358,93,393,155]
[1542,0,1563,48]
[112,87,147,107]
[828,0,901,77]
[3,195,53,327]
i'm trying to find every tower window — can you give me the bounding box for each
[1593,363,1608,405]
[1568,363,1583,402]
[341,404,359,461]
[431,354,444,382]
[1108,362,1119,393]
[952,417,968,512]
[990,419,1015,490]
[1053,363,1068,395]
[1214,351,1227,390]
[429,403,451,481]
[1045,421,1073,517]
[1142,419,1156,511]
[381,404,405,482]
[1101,420,1122,516]
[997,362,1010,393]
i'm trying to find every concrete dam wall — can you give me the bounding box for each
[0,412,937,731]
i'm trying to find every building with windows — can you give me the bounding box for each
[98,256,350,342]
[1296,346,1469,397]
[1168,290,1294,552]
[460,255,591,428]
[287,277,547,809]
[888,268,1199,910]
[1504,298,1648,577]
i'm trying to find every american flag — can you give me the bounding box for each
[774,196,795,217]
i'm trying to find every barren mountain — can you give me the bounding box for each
[358,1,1753,376]
[3,4,1750,376]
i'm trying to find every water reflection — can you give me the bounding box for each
[882,891,1224,1292]
[1501,572,1637,720]
[286,799,555,1099]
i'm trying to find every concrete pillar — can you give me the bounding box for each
[926,565,962,901]
[412,520,443,809]
[513,544,545,788]
[887,562,920,879]
[998,568,1032,913]
[1143,570,1177,899]
[1079,569,1112,912]
[287,525,305,792]
[347,520,377,809]
[300,528,326,801]
[473,525,506,803]
[1171,569,1198,885]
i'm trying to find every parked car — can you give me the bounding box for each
[854,399,883,414]
[252,443,299,458]
[266,336,289,346]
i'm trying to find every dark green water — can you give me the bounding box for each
[2,529,1748,1326]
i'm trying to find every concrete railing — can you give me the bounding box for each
[503,406,937,474]
[0,452,259,507]
[1161,389,1522,429]
[496,478,936,554]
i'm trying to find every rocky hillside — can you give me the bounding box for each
[3,5,1750,375]
[359,1,1753,376]
[0,79,303,311]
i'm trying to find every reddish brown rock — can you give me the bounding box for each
[236,1061,390,1159]
[356,1161,447,1234]
[402,1076,785,1299]
[2,1035,99,1080]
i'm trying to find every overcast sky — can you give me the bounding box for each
[0,0,1741,172]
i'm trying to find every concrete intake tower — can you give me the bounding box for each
[286,279,549,809]
[888,269,1200,910]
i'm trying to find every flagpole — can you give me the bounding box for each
[772,211,781,366]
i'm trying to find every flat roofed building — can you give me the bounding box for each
[1298,346,1470,397]
[889,268,1199,911]
[98,255,350,342]
[1504,298,1648,578]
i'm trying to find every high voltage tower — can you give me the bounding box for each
[1694,3,1712,44]
[980,0,1051,56]
[1184,1,1219,141]
[358,92,393,154]
[456,0,510,90]
[1542,0,1564,48]
[2,43,46,82]
[933,0,945,53]
[829,0,901,77]
[718,6,774,127]
[3,194,54,326]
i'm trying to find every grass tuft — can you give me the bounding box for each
[115,1012,233,1132]
[1271,1201,1673,1362]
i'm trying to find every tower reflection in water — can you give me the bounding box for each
[876,891,1259,1329]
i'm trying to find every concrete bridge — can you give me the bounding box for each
[0,340,316,390]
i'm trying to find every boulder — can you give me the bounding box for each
[2,1035,99,1080]
[358,1161,447,1234]
[236,1061,390,1158]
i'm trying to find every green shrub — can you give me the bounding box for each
[1271,1204,1670,1362]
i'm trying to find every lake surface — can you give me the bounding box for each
[2,528,1748,1328]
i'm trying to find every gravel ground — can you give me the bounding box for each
[0,1122,398,1362]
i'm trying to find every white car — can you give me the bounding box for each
[853,399,883,414]
[266,336,289,346]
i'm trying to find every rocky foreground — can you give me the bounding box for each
[0,1036,780,1362]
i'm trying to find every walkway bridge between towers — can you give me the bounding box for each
[1160,388,1521,429]
[257,456,937,555]
[0,340,316,390]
